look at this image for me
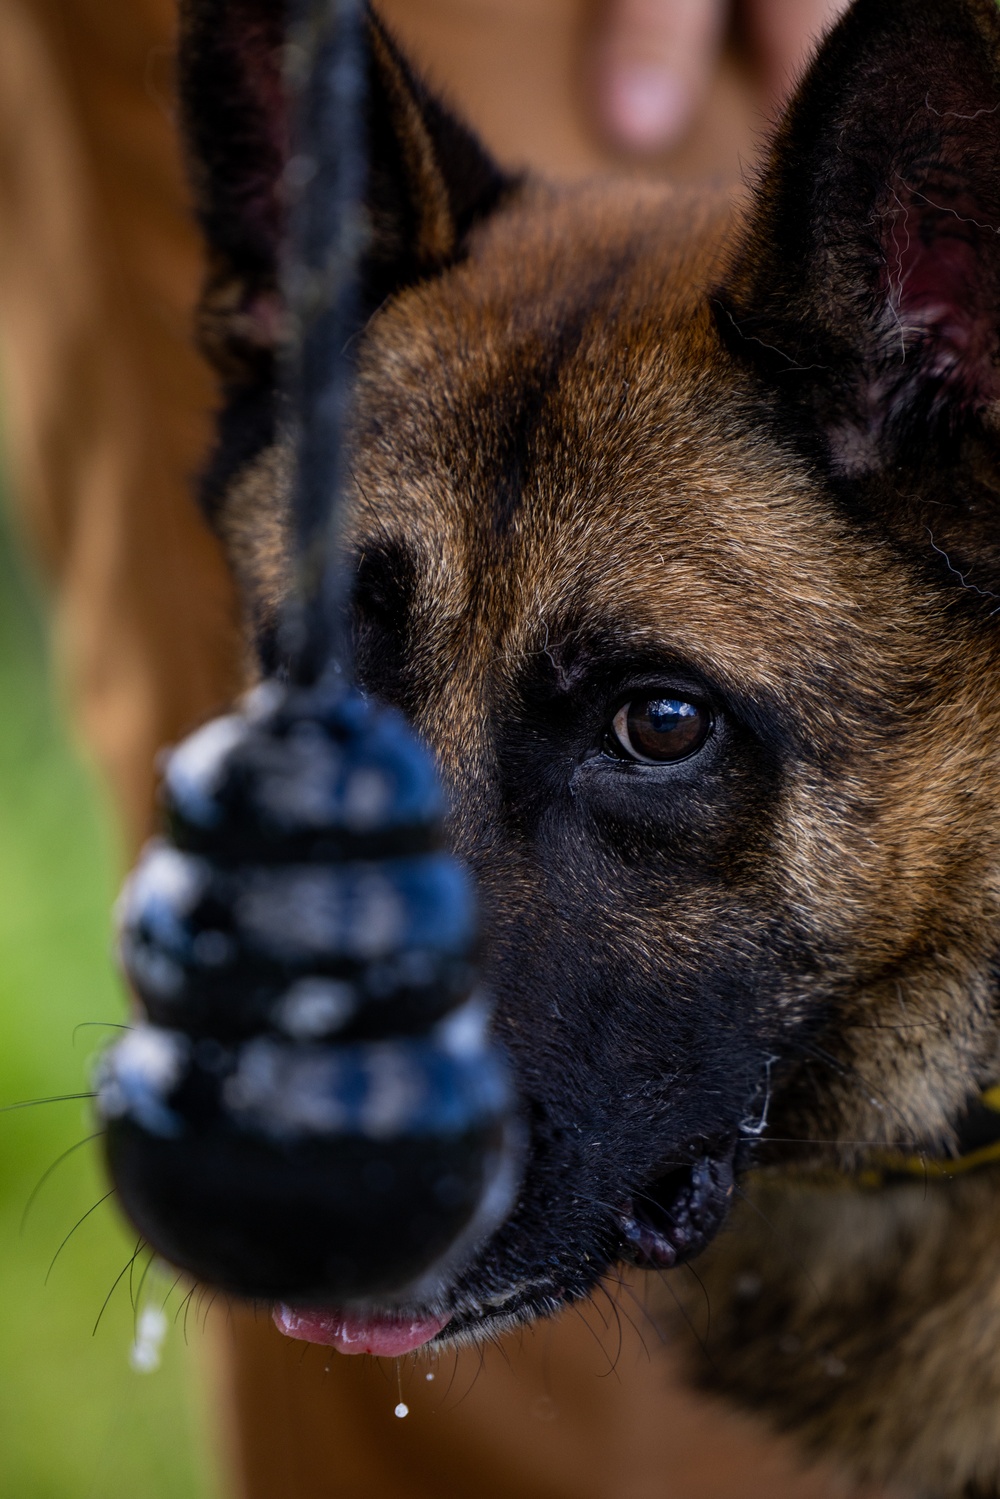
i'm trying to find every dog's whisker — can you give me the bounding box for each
[173,1283,197,1339]
[93,1237,144,1338]
[44,1189,115,1285]
[19,1131,102,1236]
[601,1269,662,1360]
[657,1270,720,1378]
[680,1261,713,1345]
[72,1021,131,1045]
[568,1298,622,1378]
[1,1090,96,1115]
[131,1247,157,1329]
[159,1269,187,1313]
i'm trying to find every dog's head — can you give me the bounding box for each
[180,0,1000,1343]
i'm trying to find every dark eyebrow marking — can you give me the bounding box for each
[466,257,641,537]
[488,359,563,537]
[350,536,421,710]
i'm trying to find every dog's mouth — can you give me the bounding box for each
[272,1276,561,1353]
[273,1303,452,1355]
[272,1141,739,1354]
[614,1144,737,1270]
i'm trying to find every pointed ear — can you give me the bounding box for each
[363,14,513,308]
[178,1,511,509]
[716,0,1000,474]
[179,0,288,384]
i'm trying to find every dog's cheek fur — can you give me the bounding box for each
[669,1177,1000,1497]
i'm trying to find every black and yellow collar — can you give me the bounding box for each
[857,1085,1000,1188]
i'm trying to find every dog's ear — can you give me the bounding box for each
[718,0,1000,476]
[178,0,510,385]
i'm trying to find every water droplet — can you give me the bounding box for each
[130,1305,169,1374]
[395,1402,409,1419]
[425,1372,435,1382]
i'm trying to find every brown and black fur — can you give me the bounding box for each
[178,1,1000,1493]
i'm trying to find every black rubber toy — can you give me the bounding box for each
[96,0,518,1307]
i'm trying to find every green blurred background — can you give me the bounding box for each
[0,495,222,1497]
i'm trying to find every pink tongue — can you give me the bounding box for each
[273,1303,449,1356]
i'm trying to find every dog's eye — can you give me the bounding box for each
[608,697,711,764]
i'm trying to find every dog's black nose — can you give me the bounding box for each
[98,682,520,1304]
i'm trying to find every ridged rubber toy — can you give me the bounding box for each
[95,0,519,1311]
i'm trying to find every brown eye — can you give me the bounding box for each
[610,697,711,764]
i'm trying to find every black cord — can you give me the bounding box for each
[282,0,369,683]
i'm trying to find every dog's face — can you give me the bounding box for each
[181,0,1000,1343]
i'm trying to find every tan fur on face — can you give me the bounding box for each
[217,177,1000,1493]
[217,440,293,641]
[350,179,1000,1143]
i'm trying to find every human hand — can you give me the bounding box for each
[590,0,851,152]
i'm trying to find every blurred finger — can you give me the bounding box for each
[591,0,728,153]
[746,0,852,107]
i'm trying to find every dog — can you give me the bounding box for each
[170,0,1000,1492]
